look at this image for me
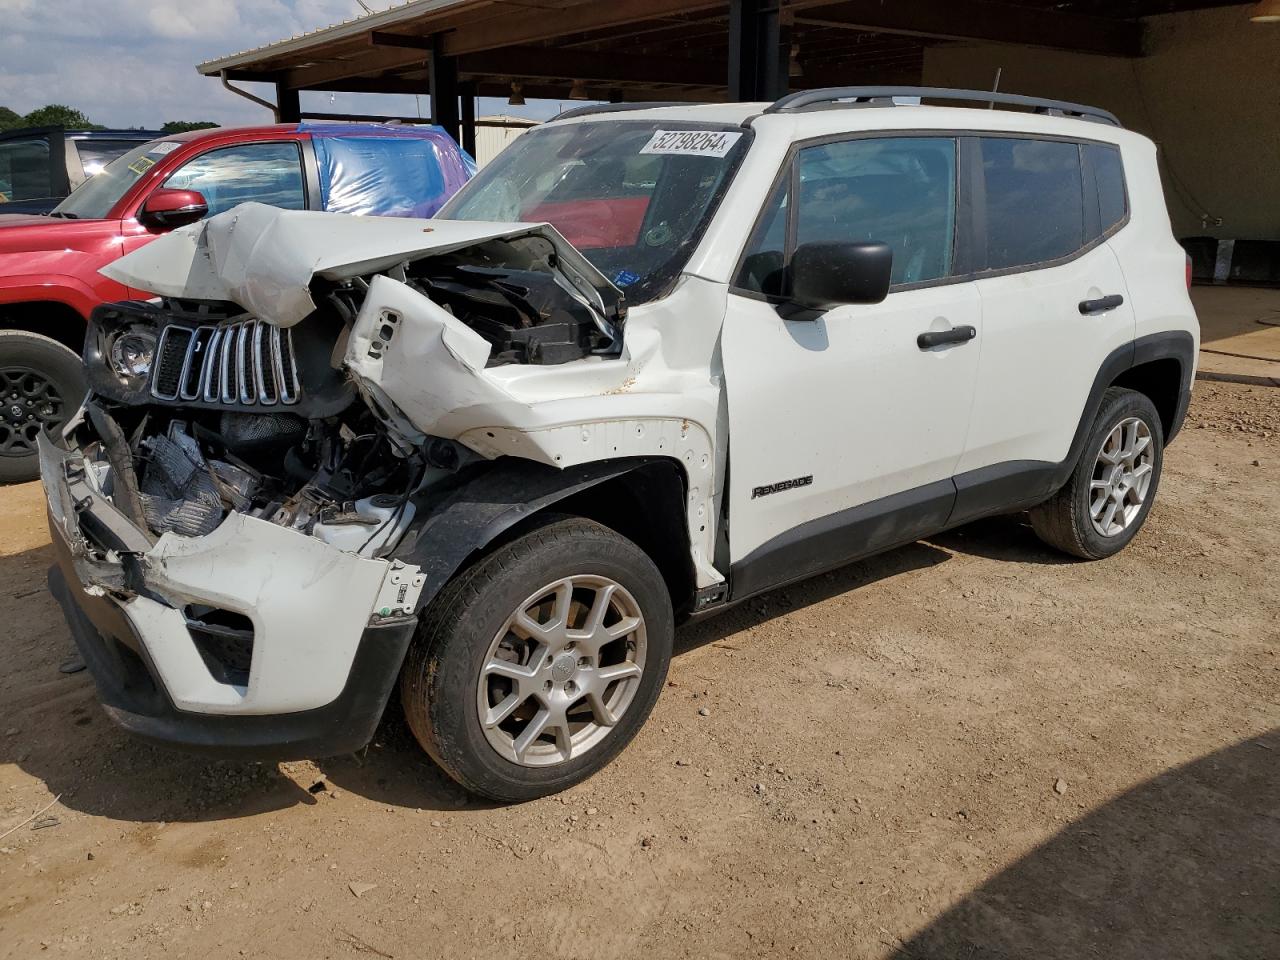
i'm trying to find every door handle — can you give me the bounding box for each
[917,325,977,349]
[1079,294,1125,315]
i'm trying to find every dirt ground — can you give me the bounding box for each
[1,378,1276,960]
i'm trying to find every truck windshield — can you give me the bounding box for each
[52,138,176,220]
[439,120,750,305]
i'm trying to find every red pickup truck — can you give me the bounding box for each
[0,122,473,481]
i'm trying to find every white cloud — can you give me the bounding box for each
[0,0,564,129]
[0,0,397,126]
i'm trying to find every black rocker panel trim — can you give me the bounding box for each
[729,479,956,602]
[729,330,1195,603]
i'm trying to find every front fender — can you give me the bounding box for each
[0,273,102,318]
[395,456,691,617]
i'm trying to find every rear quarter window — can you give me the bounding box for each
[979,137,1084,271]
[1085,142,1128,237]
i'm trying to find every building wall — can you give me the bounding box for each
[922,5,1280,241]
[474,117,538,168]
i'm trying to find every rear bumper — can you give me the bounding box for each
[40,431,421,760]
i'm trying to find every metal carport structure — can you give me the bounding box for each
[197,1,1277,252]
[195,1,1199,141]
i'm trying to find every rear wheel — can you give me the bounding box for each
[1030,387,1164,559]
[400,516,674,802]
[0,330,86,484]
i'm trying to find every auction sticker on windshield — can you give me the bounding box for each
[640,130,743,158]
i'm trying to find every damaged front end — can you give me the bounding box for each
[42,204,631,758]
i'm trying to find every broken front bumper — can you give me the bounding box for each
[39,434,422,760]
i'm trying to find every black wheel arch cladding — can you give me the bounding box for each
[393,455,695,620]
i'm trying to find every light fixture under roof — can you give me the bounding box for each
[1251,0,1280,21]
[569,79,588,100]
[508,81,526,106]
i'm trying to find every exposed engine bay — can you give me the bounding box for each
[78,219,626,557]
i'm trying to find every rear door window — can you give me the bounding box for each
[979,137,1084,270]
[162,142,306,218]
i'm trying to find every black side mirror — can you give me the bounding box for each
[790,241,893,310]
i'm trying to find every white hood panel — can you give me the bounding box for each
[102,202,619,328]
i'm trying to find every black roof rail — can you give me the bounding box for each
[764,87,1121,127]
[553,101,701,122]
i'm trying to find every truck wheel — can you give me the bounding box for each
[1030,387,1164,560]
[401,516,674,802]
[0,331,86,484]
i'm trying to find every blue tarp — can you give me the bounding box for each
[301,123,476,218]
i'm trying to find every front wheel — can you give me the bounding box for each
[0,330,86,484]
[1030,386,1165,559]
[400,516,674,802]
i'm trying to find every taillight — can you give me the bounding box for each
[1186,253,1193,289]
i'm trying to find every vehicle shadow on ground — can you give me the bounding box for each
[927,513,1076,566]
[675,539,952,652]
[892,729,1280,960]
[310,539,958,811]
[1,539,954,821]
[0,541,475,821]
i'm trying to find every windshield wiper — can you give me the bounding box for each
[48,211,80,219]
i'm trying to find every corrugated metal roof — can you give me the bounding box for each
[196,0,476,75]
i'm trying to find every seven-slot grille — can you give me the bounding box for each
[151,320,300,406]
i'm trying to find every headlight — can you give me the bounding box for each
[109,331,156,380]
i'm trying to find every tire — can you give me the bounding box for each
[1030,387,1164,560]
[0,330,86,484]
[400,516,674,802]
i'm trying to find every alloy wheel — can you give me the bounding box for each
[477,575,647,767]
[1089,416,1154,537]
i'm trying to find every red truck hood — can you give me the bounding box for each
[0,213,112,254]
[0,213,62,229]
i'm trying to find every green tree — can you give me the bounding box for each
[21,104,102,129]
[0,106,22,131]
[161,121,219,134]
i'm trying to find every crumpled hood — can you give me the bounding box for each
[100,201,623,328]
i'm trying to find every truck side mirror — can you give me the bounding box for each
[790,241,893,310]
[140,188,209,229]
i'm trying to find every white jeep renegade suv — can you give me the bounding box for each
[41,88,1198,801]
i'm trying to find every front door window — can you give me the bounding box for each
[162,142,306,219]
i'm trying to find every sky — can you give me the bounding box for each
[0,0,565,128]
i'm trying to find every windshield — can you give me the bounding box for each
[53,138,181,219]
[75,139,148,178]
[439,120,750,304]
